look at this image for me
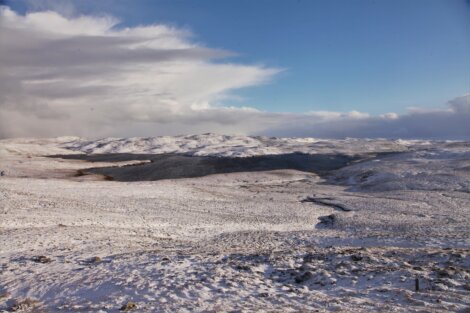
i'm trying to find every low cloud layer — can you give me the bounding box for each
[262,94,470,140]
[0,7,469,139]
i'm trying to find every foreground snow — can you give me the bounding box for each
[0,135,469,312]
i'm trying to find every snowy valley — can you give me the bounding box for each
[0,134,469,312]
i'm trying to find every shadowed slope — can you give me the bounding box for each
[51,153,363,181]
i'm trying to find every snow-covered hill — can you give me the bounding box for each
[59,133,433,157]
[0,135,469,312]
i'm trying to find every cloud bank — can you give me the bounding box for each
[261,94,470,140]
[0,7,469,139]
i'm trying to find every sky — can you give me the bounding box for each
[0,0,469,139]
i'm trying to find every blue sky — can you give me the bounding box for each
[1,0,469,139]
[7,0,469,114]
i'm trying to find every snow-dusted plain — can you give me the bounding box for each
[0,134,469,312]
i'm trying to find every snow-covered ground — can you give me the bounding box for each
[61,134,430,157]
[0,134,469,312]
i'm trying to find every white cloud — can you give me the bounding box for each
[261,94,470,140]
[0,7,279,137]
[0,7,469,140]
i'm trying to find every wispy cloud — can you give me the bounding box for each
[0,6,468,139]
